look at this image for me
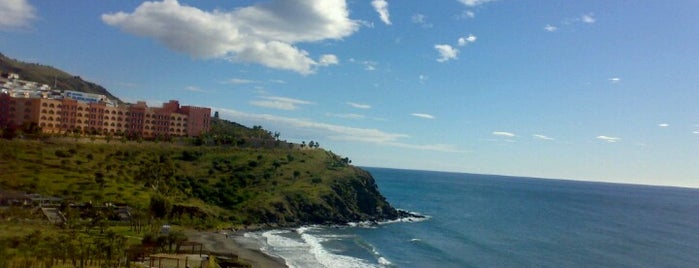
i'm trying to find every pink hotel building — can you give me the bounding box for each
[0,95,211,138]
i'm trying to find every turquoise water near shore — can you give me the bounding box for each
[240,167,699,267]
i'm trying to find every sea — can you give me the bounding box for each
[237,167,699,267]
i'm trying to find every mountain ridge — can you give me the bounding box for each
[0,52,122,103]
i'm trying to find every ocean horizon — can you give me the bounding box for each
[238,167,699,267]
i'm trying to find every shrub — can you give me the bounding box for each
[54,150,70,158]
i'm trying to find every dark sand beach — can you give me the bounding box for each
[185,230,287,268]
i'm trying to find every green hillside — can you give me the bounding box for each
[0,137,400,227]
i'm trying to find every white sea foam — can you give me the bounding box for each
[346,211,429,229]
[379,210,430,225]
[367,242,393,267]
[258,229,319,268]
[250,227,391,268]
[298,227,378,268]
[245,214,422,268]
[347,221,378,228]
[378,257,392,266]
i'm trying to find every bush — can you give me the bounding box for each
[54,150,70,158]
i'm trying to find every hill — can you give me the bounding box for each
[0,138,403,228]
[0,52,410,228]
[0,52,122,103]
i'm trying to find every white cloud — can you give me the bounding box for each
[533,134,554,140]
[318,54,339,66]
[419,74,428,84]
[493,131,516,137]
[658,123,669,128]
[458,0,496,7]
[435,44,459,62]
[412,113,435,119]
[0,0,36,30]
[216,108,462,152]
[347,102,371,109]
[269,79,287,84]
[457,34,477,46]
[349,58,378,71]
[411,13,433,28]
[597,136,621,143]
[327,113,365,119]
[102,0,358,75]
[581,13,596,24]
[693,131,699,135]
[362,61,377,71]
[250,96,313,111]
[609,77,621,83]
[225,78,258,85]
[544,24,558,32]
[184,86,207,92]
[371,0,391,25]
[463,10,476,19]
[412,14,426,24]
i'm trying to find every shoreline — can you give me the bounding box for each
[185,229,288,268]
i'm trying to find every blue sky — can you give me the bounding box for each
[1,0,698,187]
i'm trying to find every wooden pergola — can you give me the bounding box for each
[178,241,204,255]
[148,253,204,268]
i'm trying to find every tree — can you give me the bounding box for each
[138,154,176,194]
[149,195,172,219]
[94,171,106,191]
[167,230,188,253]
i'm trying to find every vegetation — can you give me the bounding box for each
[0,136,397,225]
[0,212,197,267]
[0,122,400,265]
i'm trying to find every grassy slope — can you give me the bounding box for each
[0,138,398,227]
